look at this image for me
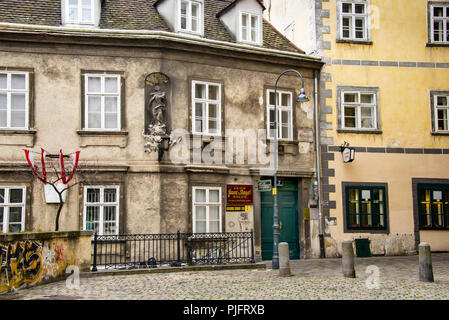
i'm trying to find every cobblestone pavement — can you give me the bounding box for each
[2,253,449,300]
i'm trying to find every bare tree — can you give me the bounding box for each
[25,150,96,231]
[43,154,79,231]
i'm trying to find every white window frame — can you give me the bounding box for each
[84,74,121,131]
[341,91,377,130]
[339,1,369,41]
[83,186,120,236]
[0,187,26,233]
[266,89,293,141]
[239,11,262,45]
[434,94,449,132]
[192,187,222,234]
[0,71,29,130]
[65,0,95,25]
[178,0,203,35]
[191,80,222,136]
[430,3,449,43]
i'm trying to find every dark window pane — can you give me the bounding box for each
[344,106,356,117]
[281,93,290,106]
[9,207,22,223]
[344,93,357,103]
[86,188,100,203]
[342,3,352,13]
[432,190,444,227]
[434,7,444,17]
[349,214,359,226]
[195,83,205,99]
[269,91,276,105]
[348,188,359,227]
[208,85,219,101]
[421,214,431,227]
[437,96,447,106]
[372,214,380,227]
[361,213,371,226]
[420,189,431,227]
[445,190,449,228]
[9,189,23,203]
[434,21,443,41]
[104,188,117,203]
[344,116,356,128]
[269,109,275,128]
[342,17,351,38]
[8,224,21,233]
[355,4,365,14]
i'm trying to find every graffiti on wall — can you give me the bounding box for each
[52,242,64,263]
[0,240,60,292]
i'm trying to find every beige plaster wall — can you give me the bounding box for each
[326,152,449,256]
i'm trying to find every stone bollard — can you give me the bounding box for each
[342,239,356,278]
[279,242,291,276]
[419,242,434,282]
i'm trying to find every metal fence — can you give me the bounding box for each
[91,230,255,271]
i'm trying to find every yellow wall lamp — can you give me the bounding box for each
[340,141,355,163]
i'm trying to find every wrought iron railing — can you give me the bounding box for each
[91,230,255,271]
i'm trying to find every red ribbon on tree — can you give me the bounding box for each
[59,149,80,184]
[24,149,80,185]
[24,148,47,183]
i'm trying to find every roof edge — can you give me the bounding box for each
[0,22,323,64]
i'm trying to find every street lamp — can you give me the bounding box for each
[272,69,309,270]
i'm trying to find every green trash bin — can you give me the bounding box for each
[354,238,371,257]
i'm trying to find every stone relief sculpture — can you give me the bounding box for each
[148,85,167,128]
[143,73,181,160]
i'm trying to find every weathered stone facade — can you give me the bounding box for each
[0,0,323,261]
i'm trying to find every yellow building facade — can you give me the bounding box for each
[266,0,449,256]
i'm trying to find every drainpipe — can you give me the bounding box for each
[313,69,325,259]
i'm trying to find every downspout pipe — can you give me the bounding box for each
[314,69,325,259]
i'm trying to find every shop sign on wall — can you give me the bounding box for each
[226,185,253,205]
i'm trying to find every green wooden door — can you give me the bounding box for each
[261,180,299,260]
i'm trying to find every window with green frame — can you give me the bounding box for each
[418,184,449,229]
[345,185,387,230]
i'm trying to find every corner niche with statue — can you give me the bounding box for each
[143,72,180,161]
